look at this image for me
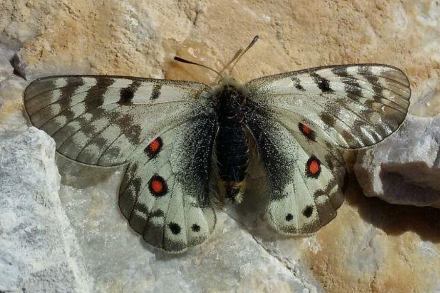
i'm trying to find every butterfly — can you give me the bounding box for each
[23,36,410,252]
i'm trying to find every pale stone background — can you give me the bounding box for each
[1,0,440,292]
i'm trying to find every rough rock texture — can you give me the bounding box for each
[0,127,90,292]
[0,44,27,132]
[354,114,440,208]
[1,0,440,292]
[56,157,319,292]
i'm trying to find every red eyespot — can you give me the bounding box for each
[306,156,321,178]
[145,137,163,158]
[298,122,316,141]
[148,175,168,196]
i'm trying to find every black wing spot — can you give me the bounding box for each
[135,203,149,214]
[318,79,332,92]
[151,84,161,100]
[285,213,294,221]
[85,78,114,111]
[191,224,201,232]
[168,222,181,235]
[311,73,334,93]
[119,87,134,105]
[291,77,306,91]
[302,206,314,218]
[150,209,164,218]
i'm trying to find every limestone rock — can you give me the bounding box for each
[2,0,440,292]
[0,44,28,132]
[354,114,440,208]
[55,157,318,292]
[0,127,90,292]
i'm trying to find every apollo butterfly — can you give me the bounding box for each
[23,36,410,252]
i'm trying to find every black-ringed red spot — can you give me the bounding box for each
[298,122,316,141]
[305,155,321,178]
[144,137,163,158]
[148,175,168,196]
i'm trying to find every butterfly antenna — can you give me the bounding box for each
[173,56,223,78]
[218,48,243,76]
[226,35,259,74]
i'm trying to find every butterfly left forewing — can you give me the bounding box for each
[24,75,210,166]
[24,75,218,252]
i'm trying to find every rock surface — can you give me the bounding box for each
[1,0,440,292]
[54,156,319,292]
[354,114,440,208]
[0,127,89,292]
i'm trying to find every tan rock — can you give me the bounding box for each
[1,0,440,292]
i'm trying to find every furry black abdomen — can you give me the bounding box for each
[213,82,250,200]
[216,123,249,182]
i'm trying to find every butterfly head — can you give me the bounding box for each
[212,78,248,123]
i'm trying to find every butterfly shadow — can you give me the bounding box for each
[56,153,122,188]
[345,171,440,243]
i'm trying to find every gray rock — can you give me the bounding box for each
[0,43,15,83]
[0,43,28,132]
[3,1,440,291]
[55,155,319,292]
[0,43,319,292]
[354,114,440,207]
[0,127,90,292]
[0,128,319,292]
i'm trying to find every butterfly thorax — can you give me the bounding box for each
[212,81,249,202]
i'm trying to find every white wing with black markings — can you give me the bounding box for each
[245,64,410,234]
[24,75,217,252]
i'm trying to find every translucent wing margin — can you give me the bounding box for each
[246,64,410,149]
[23,75,210,166]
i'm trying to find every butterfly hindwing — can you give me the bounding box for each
[246,64,411,149]
[23,75,210,166]
[119,118,217,252]
[246,110,345,234]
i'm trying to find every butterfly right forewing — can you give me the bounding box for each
[247,64,410,149]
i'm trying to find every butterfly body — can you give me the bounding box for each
[212,79,249,202]
[23,62,410,252]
